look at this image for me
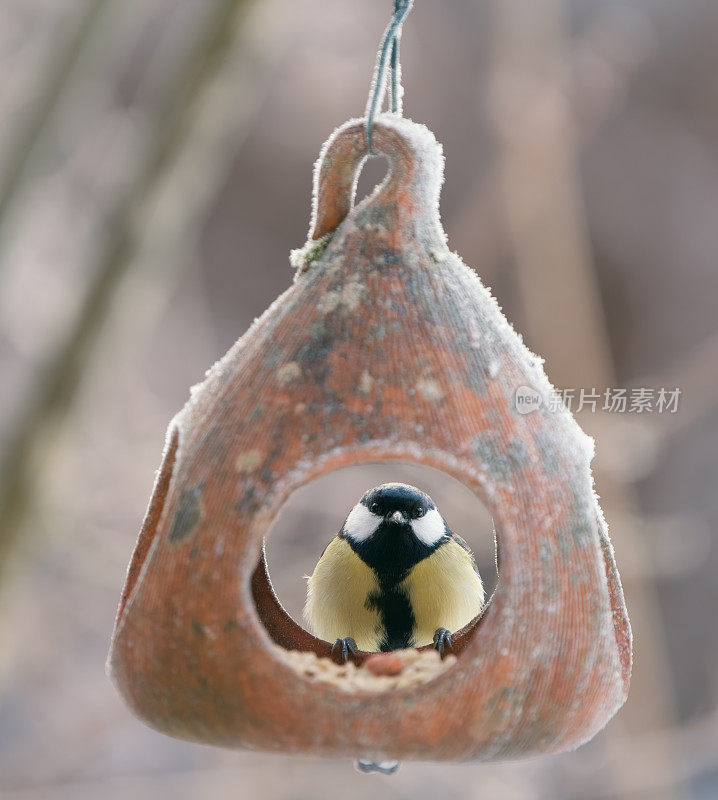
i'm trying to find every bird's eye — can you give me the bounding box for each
[413,505,425,519]
[370,502,380,514]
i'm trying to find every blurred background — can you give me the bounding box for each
[1,0,717,798]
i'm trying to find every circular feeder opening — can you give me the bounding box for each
[255,461,497,692]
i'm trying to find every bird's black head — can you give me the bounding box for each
[361,483,435,526]
[341,483,448,581]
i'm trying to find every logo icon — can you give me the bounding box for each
[514,386,543,415]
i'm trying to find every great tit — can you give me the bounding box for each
[304,483,485,663]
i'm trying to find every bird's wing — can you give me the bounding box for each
[304,535,382,651]
[450,531,481,576]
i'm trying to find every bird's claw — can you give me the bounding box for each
[331,637,358,664]
[433,627,453,658]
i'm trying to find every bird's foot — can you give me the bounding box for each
[331,637,358,664]
[355,759,400,775]
[433,627,453,658]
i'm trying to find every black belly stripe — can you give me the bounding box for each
[366,581,414,651]
[344,519,452,651]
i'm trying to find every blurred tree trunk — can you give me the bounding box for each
[489,1,684,797]
[0,0,110,250]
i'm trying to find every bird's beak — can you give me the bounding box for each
[387,510,408,525]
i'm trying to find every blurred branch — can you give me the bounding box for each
[449,5,654,286]
[586,330,718,477]
[0,0,257,576]
[559,700,718,798]
[639,329,718,444]
[0,0,111,250]
[112,0,285,354]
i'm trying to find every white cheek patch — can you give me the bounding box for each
[343,503,380,543]
[411,508,446,546]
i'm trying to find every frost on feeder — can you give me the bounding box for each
[107,112,631,762]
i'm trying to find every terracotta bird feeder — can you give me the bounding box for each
[107,115,631,762]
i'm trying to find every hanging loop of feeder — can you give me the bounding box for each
[108,115,631,763]
[311,114,438,243]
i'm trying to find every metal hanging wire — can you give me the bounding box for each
[364,0,415,151]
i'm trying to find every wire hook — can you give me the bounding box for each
[365,0,415,152]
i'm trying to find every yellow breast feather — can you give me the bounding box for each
[304,536,383,651]
[401,538,485,647]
